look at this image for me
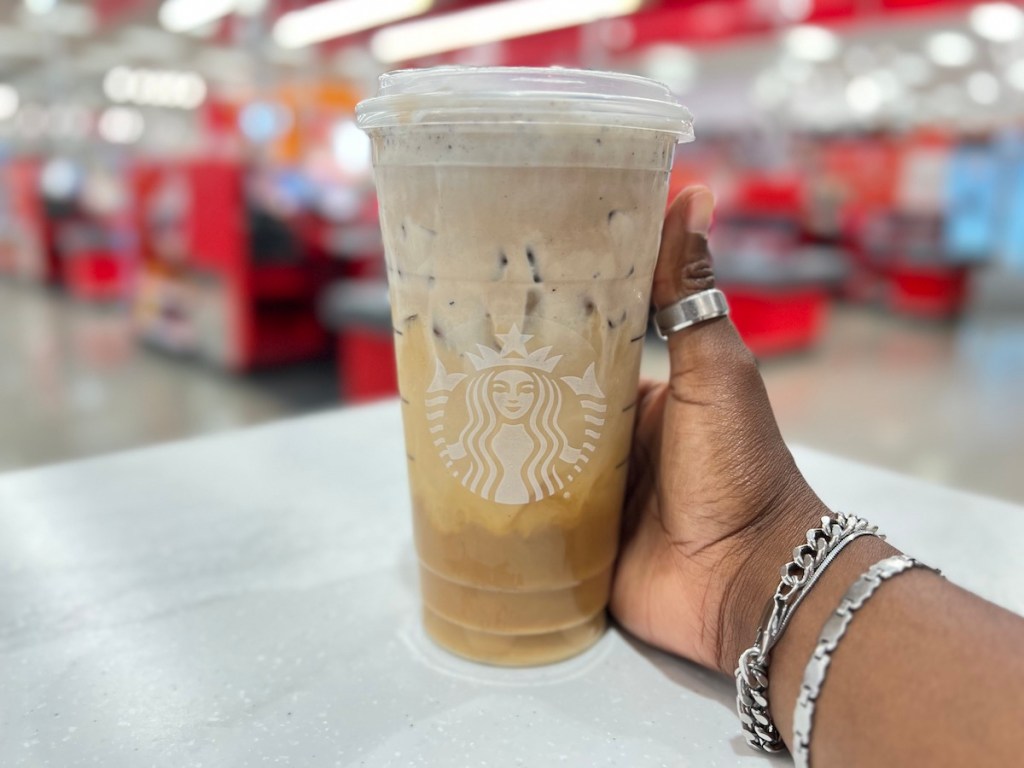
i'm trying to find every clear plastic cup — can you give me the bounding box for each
[358,66,693,665]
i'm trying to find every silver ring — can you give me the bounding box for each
[654,288,729,339]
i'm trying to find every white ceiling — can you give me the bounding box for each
[1,1,1024,136]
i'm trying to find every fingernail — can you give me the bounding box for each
[685,191,714,237]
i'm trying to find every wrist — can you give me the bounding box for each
[713,480,831,675]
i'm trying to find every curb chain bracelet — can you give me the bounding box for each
[735,512,880,753]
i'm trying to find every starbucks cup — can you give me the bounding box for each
[357,67,693,665]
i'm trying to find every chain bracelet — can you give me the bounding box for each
[792,555,940,768]
[735,512,880,753]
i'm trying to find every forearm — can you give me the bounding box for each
[731,531,1024,766]
[619,182,1024,764]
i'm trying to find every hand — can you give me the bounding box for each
[610,186,831,674]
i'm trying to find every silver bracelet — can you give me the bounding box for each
[792,554,940,768]
[736,512,880,753]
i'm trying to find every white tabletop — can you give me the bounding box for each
[1,402,1021,768]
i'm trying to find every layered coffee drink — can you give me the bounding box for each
[358,68,692,665]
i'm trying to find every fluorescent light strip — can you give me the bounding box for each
[371,0,644,63]
[273,0,434,50]
[159,0,238,33]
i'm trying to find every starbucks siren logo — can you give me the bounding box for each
[425,324,606,505]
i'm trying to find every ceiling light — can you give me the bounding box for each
[370,0,643,63]
[784,25,840,62]
[98,107,145,144]
[969,3,1024,43]
[926,31,975,68]
[967,71,1001,104]
[846,76,883,116]
[24,0,56,15]
[103,67,207,110]
[0,84,19,121]
[641,45,698,93]
[274,0,433,50]
[159,0,238,33]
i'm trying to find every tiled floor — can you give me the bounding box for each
[642,304,1024,504]
[2,278,1023,504]
[0,281,334,472]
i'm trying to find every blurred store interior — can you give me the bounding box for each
[0,0,1022,502]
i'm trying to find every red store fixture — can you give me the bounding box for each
[133,159,337,370]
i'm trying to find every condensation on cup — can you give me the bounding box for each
[358,67,693,665]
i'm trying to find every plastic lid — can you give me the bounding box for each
[356,66,694,140]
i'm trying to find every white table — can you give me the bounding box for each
[1,402,1021,767]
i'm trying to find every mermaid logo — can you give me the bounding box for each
[426,324,606,505]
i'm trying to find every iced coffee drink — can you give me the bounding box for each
[358,68,693,665]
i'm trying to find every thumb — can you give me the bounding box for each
[652,186,752,376]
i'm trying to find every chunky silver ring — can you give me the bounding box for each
[654,288,729,339]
